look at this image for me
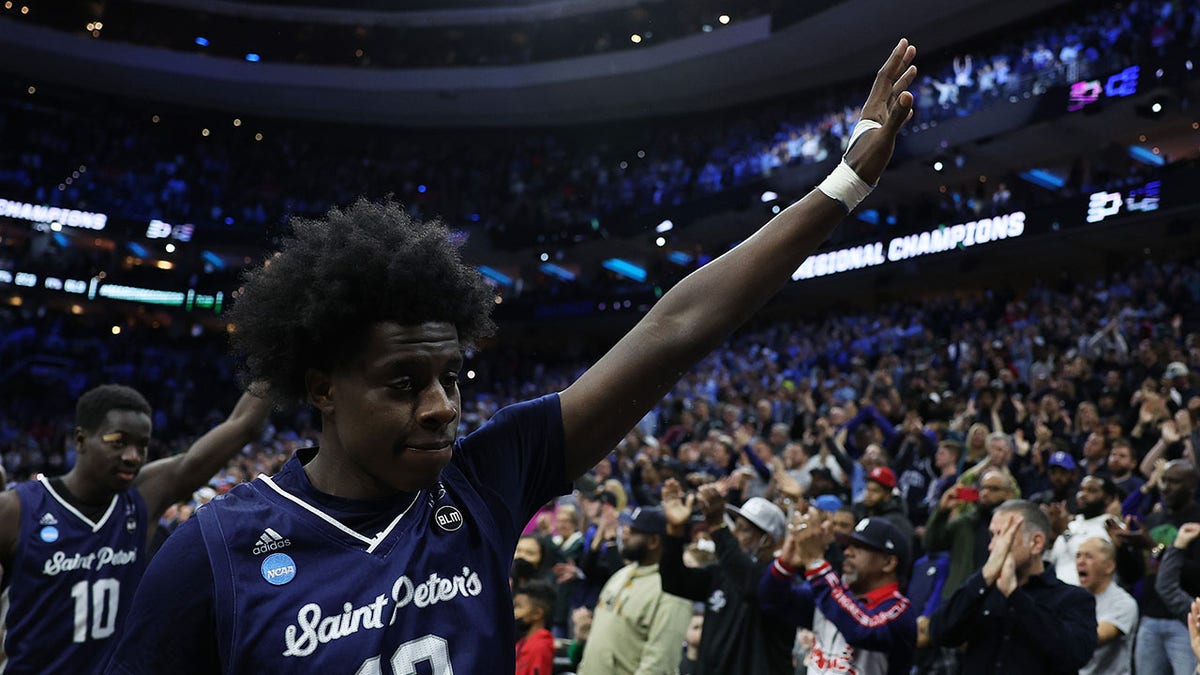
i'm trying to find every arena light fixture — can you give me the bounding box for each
[194,37,209,47]
[667,251,692,266]
[538,263,575,282]
[655,219,674,233]
[245,53,261,62]
[478,265,513,287]
[602,258,647,282]
[1128,145,1165,167]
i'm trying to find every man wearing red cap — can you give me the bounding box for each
[852,466,915,548]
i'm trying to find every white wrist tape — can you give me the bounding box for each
[817,161,874,212]
[846,118,883,155]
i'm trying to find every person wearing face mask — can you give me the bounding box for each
[577,507,692,675]
[512,534,558,590]
[1044,474,1119,586]
[513,580,557,675]
[659,479,792,675]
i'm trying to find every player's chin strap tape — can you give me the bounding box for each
[816,118,882,213]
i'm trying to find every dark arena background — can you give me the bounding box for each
[1,0,1199,673]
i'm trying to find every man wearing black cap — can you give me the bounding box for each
[578,507,693,675]
[759,512,916,674]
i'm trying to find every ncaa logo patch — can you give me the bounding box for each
[435,505,463,532]
[261,553,297,586]
[40,525,59,543]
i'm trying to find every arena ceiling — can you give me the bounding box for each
[0,0,1070,126]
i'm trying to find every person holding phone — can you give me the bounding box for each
[925,469,1015,603]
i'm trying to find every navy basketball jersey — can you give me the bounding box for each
[128,394,570,674]
[2,477,147,674]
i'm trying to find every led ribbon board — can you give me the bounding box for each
[1068,65,1140,112]
[792,212,1027,281]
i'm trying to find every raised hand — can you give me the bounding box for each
[733,425,754,449]
[938,485,963,512]
[982,515,1022,586]
[1041,501,1070,539]
[696,483,727,526]
[552,560,581,584]
[661,478,695,535]
[785,510,832,567]
[843,38,918,185]
[1110,514,1154,549]
[571,607,593,642]
[774,465,804,501]
[1175,522,1200,550]
[997,550,1018,597]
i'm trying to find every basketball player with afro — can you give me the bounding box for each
[108,39,919,674]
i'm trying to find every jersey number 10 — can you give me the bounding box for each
[70,579,120,642]
[355,634,453,674]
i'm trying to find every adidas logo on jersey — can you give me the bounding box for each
[40,513,58,525]
[252,528,292,555]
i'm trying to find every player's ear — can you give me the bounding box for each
[74,426,88,450]
[305,369,335,416]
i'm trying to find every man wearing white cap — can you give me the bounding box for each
[660,479,792,675]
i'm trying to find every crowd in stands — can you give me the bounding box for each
[4,249,1199,672]
[1,0,1194,257]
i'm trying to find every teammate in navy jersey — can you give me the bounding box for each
[0,384,271,674]
[107,39,920,675]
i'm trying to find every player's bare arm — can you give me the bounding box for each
[134,390,273,518]
[0,489,19,572]
[559,39,917,478]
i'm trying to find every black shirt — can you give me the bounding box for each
[929,567,1097,675]
[661,528,794,675]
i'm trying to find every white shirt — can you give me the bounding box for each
[1046,514,1112,586]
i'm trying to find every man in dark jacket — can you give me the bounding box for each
[852,466,915,546]
[660,478,793,674]
[929,499,1097,674]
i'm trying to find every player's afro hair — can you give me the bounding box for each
[76,384,152,432]
[227,199,496,406]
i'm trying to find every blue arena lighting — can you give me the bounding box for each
[857,209,880,225]
[127,242,148,258]
[538,263,575,282]
[201,250,226,270]
[194,37,209,47]
[1018,169,1065,190]
[477,265,513,287]
[53,232,69,247]
[602,258,647,282]
[417,184,427,193]
[245,53,261,63]
[1128,145,1165,167]
[667,251,693,266]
